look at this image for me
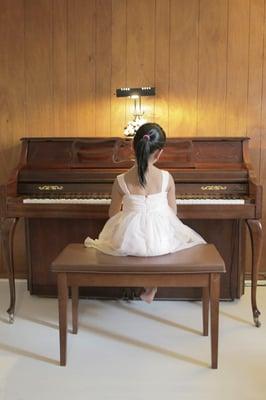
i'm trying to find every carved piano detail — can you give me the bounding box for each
[0,136,263,326]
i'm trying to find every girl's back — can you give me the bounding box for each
[122,165,165,196]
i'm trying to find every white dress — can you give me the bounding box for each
[84,170,206,256]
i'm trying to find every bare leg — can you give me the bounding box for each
[140,287,157,303]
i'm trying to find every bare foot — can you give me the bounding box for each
[140,288,157,304]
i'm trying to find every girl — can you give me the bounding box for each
[84,123,206,303]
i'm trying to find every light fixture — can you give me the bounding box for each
[116,87,156,136]
[116,87,156,97]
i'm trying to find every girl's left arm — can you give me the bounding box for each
[167,173,177,214]
[108,178,123,218]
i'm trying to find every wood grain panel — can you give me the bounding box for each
[95,0,112,136]
[225,0,249,137]
[154,0,170,134]
[0,0,25,183]
[126,0,155,123]
[111,0,127,136]
[169,0,199,137]
[247,0,264,176]
[76,0,96,136]
[25,0,53,137]
[66,0,78,135]
[53,0,67,136]
[259,0,266,273]
[197,0,228,136]
[67,0,96,136]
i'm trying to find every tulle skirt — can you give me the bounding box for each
[84,206,206,257]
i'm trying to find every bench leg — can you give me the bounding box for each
[58,273,68,366]
[202,286,209,336]
[72,286,79,334]
[210,273,220,369]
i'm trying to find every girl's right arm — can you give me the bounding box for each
[108,178,123,218]
[167,174,177,214]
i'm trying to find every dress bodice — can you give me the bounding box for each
[121,192,169,213]
[117,170,170,213]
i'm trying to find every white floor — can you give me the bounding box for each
[0,280,266,400]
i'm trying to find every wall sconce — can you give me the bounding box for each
[116,87,156,136]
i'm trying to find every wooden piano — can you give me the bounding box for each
[0,136,263,326]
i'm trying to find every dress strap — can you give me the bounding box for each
[161,170,170,192]
[117,173,131,195]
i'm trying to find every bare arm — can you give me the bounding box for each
[167,174,177,214]
[108,178,123,218]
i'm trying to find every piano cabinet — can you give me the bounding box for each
[0,136,262,326]
[25,217,245,301]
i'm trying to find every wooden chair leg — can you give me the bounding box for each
[202,286,209,336]
[210,273,220,369]
[58,273,68,366]
[72,286,79,334]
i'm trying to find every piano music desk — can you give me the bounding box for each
[50,243,225,368]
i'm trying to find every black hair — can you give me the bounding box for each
[133,122,166,187]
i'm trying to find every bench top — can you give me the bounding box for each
[50,244,225,274]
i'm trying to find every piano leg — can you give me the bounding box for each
[0,217,18,323]
[246,219,263,327]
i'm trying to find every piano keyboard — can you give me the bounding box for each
[23,198,245,205]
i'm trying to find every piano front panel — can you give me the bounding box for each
[26,217,244,300]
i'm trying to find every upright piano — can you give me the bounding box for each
[0,136,263,326]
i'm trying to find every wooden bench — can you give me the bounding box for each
[50,243,225,368]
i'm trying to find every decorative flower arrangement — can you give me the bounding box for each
[124,116,146,137]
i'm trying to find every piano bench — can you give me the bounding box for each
[50,243,225,368]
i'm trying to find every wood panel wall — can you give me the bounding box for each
[0,0,266,277]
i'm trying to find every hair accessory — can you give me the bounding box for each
[143,134,150,141]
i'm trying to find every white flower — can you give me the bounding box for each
[124,117,146,137]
